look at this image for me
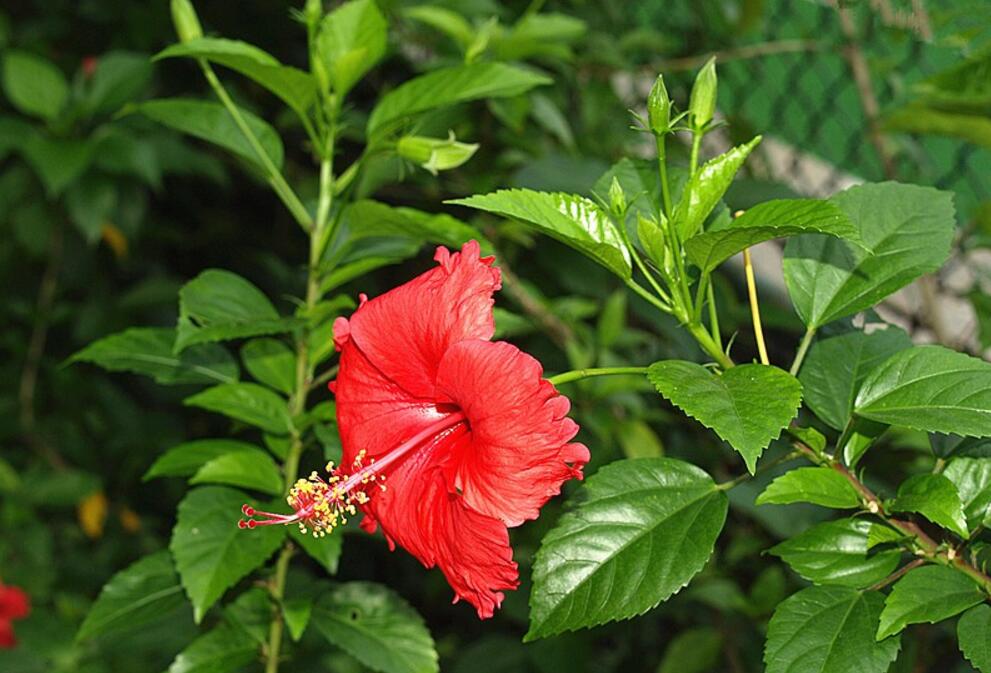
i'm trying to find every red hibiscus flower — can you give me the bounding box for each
[0,583,30,648]
[241,241,589,618]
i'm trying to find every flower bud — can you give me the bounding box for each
[608,177,626,217]
[689,57,717,130]
[646,74,671,135]
[397,131,479,175]
[170,0,203,43]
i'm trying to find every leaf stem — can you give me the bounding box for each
[548,367,649,386]
[789,327,816,376]
[655,134,673,217]
[626,279,673,315]
[687,321,734,370]
[743,248,769,366]
[866,558,925,592]
[706,283,723,352]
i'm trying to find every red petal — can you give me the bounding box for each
[435,340,589,527]
[0,586,28,621]
[0,620,14,649]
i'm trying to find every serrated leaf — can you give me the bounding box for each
[170,487,285,622]
[368,62,550,140]
[854,345,991,438]
[876,565,984,640]
[241,338,295,394]
[674,137,761,239]
[166,621,257,673]
[527,458,728,639]
[648,361,802,473]
[798,327,912,431]
[185,383,293,435]
[783,182,955,329]
[764,586,900,673]
[756,467,861,508]
[2,50,68,120]
[176,269,297,351]
[145,439,260,480]
[958,604,991,673]
[769,518,901,588]
[889,473,968,538]
[449,189,631,278]
[291,527,343,575]
[156,37,317,117]
[311,581,438,673]
[190,449,283,496]
[133,98,284,171]
[76,551,187,641]
[685,198,859,273]
[70,327,239,385]
[318,0,387,96]
[944,458,991,533]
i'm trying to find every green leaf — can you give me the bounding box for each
[756,467,861,508]
[133,98,284,171]
[764,586,900,673]
[527,458,728,639]
[685,198,859,273]
[876,565,984,640]
[944,458,991,533]
[769,518,901,588]
[401,6,474,49]
[367,63,550,140]
[156,38,317,117]
[83,51,153,116]
[798,327,912,431]
[70,327,239,385]
[783,182,955,329]
[449,189,631,278]
[342,199,485,251]
[19,134,94,196]
[166,621,257,673]
[854,345,991,438]
[657,627,722,673]
[885,105,991,152]
[291,527,343,574]
[317,0,387,96]
[958,604,991,673]
[185,383,293,435]
[674,137,761,239]
[648,361,802,473]
[170,486,285,622]
[66,173,117,241]
[311,581,439,673]
[2,50,68,120]
[190,449,283,496]
[145,439,260,480]
[176,269,297,351]
[889,473,968,538]
[76,551,187,641]
[241,338,295,394]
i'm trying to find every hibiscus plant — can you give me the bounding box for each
[68,2,991,673]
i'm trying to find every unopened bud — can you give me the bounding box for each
[647,74,671,135]
[397,131,479,175]
[608,177,626,217]
[171,0,203,43]
[689,56,717,130]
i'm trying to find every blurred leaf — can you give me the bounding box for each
[191,449,283,495]
[341,199,485,251]
[241,338,295,394]
[166,621,257,673]
[171,487,285,622]
[756,467,861,508]
[889,473,968,538]
[71,327,239,385]
[529,93,574,149]
[528,458,728,639]
[491,13,586,61]
[943,458,991,533]
[876,565,983,640]
[317,0,387,96]
[764,586,899,673]
[1,50,68,120]
[146,439,261,480]
[65,173,117,242]
[596,290,626,349]
[617,418,664,459]
[312,581,439,673]
[657,627,721,673]
[84,51,153,116]
[674,137,761,239]
[884,106,991,151]
[20,134,94,195]
[648,361,801,473]
[402,5,474,49]
[185,383,292,435]
[291,527,343,574]
[958,604,991,673]
[77,551,187,642]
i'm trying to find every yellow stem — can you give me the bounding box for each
[743,248,769,366]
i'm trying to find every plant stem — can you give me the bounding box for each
[626,279,673,315]
[706,283,723,352]
[742,248,769,366]
[655,134,673,217]
[867,558,925,592]
[716,449,801,490]
[548,367,649,386]
[687,322,734,369]
[789,327,816,376]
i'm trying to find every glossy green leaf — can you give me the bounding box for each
[674,136,761,239]
[166,621,257,673]
[450,189,631,278]
[185,383,292,435]
[783,183,955,329]
[528,458,728,639]
[769,518,901,588]
[798,327,912,430]
[756,467,861,508]
[648,361,802,473]
[145,439,260,480]
[958,604,991,673]
[685,198,859,273]
[876,565,984,640]
[764,586,899,673]
[176,269,297,351]
[171,487,285,622]
[2,50,68,120]
[889,473,968,538]
[70,327,239,385]
[855,345,991,438]
[190,449,283,496]
[133,98,284,171]
[943,458,991,533]
[77,551,187,641]
[368,63,550,139]
[317,0,387,95]
[311,581,439,673]
[241,338,295,394]
[156,38,317,116]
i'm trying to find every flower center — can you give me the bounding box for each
[238,411,467,536]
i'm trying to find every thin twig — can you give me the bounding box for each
[867,558,925,591]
